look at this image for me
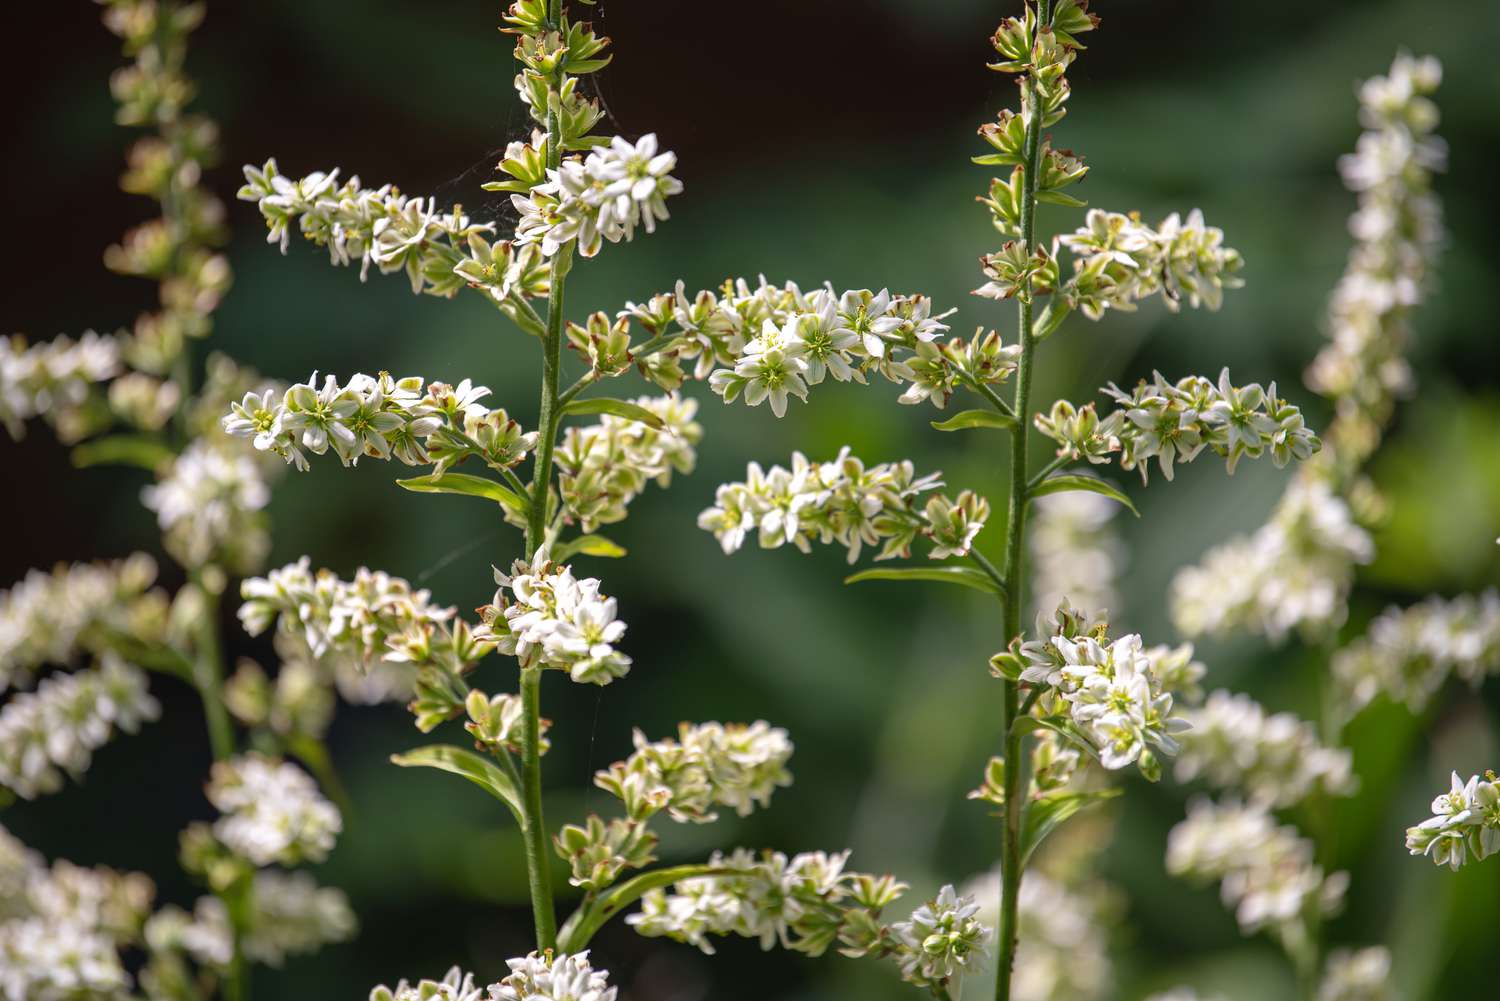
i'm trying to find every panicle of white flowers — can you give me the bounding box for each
[1166,798,1347,947]
[0,332,123,442]
[595,720,793,823]
[1170,54,1444,646]
[1170,479,1374,642]
[888,884,991,992]
[1029,488,1123,618]
[141,438,271,572]
[0,654,160,799]
[627,847,910,962]
[1013,608,1191,779]
[962,868,1114,1001]
[205,753,342,866]
[370,966,485,1001]
[491,950,619,1001]
[1055,207,1244,318]
[1174,690,1356,808]
[1404,769,1500,871]
[1036,369,1321,484]
[1317,946,1393,1001]
[237,159,496,297]
[512,134,683,259]
[223,371,537,475]
[0,823,154,1001]
[1331,590,1500,718]
[699,448,988,564]
[555,392,701,531]
[0,554,165,693]
[478,551,630,685]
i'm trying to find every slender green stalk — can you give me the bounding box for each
[993,4,1051,998]
[518,666,558,950]
[188,577,234,762]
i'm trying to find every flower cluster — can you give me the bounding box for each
[1028,488,1124,618]
[962,868,1114,1001]
[205,753,342,866]
[1331,590,1500,717]
[1170,53,1444,646]
[492,950,618,1001]
[1057,208,1244,317]
[627,848,912,963]
[149,870,356,970]
[1174,690,1356,808]
[1404,770,1500,870]
[478,551,630,685]
[0,554,165,693]
[0,654,160,799]
[888,885,992,991]
[512,134,683,259]
[238,159,496,297]
[369,966,484,1001]
[1170,479,1374,642]
[1317,946,1393,1001]
[698,448,987,564]
[0,331,122,441]
[594,721,793,823]
[0,824,154,1001]
[142,439,271,572]
[555,392,702,531]
[224,372,536,474]
[1016,615,1191,778]
[1036,369,1321,483]
[1167,798,1347,946]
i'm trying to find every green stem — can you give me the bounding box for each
[518,667,557,950]
[1025,453,1071,492]
[188,578,234,762]
[994,4,1050,999]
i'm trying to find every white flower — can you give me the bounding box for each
[206,754,341,866]
[1404,770,1500,870]
[1059,207,1244,317]
[480,553,631,685]
[141,440,271,571]
[370,967,485,1001]
[555,392,702,531]
[0,331,122,441]
[595,721,793,823]
[888,885,991,990]
[491,950,618,1001]
[1317,946,1393,1001]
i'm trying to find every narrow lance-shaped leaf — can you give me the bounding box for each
[397,472,529,516]
[390,745,523,824]
[1019,789,1121,868]
[552,534,628,561]
[1028,474,1139,516]
[560,397,667,430]
[844,565,1002,596]
[557,864,745,953]
[931,409,1019,432]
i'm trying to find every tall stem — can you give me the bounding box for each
[189,577,234,762]
[993,3,1050,998]
[515,0,568,950]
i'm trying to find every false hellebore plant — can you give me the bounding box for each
[2,3,355,1000]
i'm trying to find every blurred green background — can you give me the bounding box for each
[4,0,1499,998]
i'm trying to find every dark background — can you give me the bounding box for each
[4,1,1499,998]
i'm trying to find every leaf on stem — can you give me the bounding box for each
[1019,789,1120,867]
[552,534,627,561]
[1028,474,1139,516]
[1012,715,1102,765]
[70,434,177,471]
[844,565,1002,595]
[930,409,1019,432]
[557,864,743,953]
[560,397,667,430]
[396,472,529,515]
[390,745,523,823]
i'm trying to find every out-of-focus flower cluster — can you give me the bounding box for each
[369,951,617,1001]
[224,372,536,475]
[594,721,792,826]
[1055,208,1244,317]
[204,753,342,867]
[1332,590,1500,718]
[1036,369,1320,483]
[512,134,683,259]
[963,868,1115,1001]
[237,160,498,298]
[1405,770,1500,871]
[1171,53,1445,645]
[698,448,988,564]
[0,823,154,1001]
[478,551,629,686]
[1174,690,1356,808]
[142,439,271,572]
[1028,488,1123,618]
[555,393,701,532]
[1167,798,1347,949]
[1317,946,1393,1001]
[0,332,123,442]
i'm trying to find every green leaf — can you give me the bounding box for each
[1019,789,1121,867]
[1012,715,1102,765]
[70,434,176,471]
[971,152,1024,167]
[930,409,1018,433]
[1028,475,1139,516]
[560,397,666,430]
[552,534,627,561]
[390,745,522,823]
[557,864,743,952]
[396,473,528,515]
[1036,189,1088,208]
[844,565,1002,595]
